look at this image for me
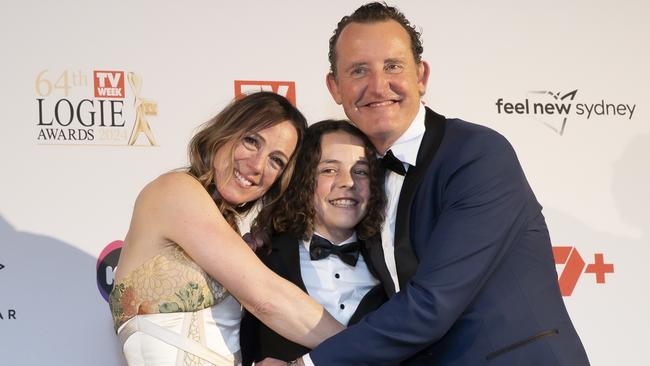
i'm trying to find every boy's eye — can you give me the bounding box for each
[270,156,286,170]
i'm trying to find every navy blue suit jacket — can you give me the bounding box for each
[309,108,590,365]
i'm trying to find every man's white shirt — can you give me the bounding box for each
[380,102,427,292]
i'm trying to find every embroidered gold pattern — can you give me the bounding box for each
[109,245,229,332]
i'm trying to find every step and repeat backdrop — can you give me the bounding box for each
[1,1,648,365]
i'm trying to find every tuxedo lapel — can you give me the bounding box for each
[394,108,446,290]
[348,284,388,325]
[361,235,395,296]
[241,233,309,366]
[264,233,307,292]
[346,236,390,325]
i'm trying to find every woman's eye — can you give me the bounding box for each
[242,136,259,150]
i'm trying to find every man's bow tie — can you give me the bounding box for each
[380,149,407,176]
[309,234,360,266]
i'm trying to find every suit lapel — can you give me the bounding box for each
[348,237,391,325]
[394,108,446,290]
[361,235,396,296]
[266,233,308,292]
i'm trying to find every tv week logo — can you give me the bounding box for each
[234,80,296,105]
[94,71,125,98]
[553,246,614,296]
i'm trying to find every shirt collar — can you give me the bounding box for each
[385,103,426,167]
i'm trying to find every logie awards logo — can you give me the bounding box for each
[35,68,158,146]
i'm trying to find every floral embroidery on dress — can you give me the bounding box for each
[108,245,230,332]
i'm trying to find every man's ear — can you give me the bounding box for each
[326,72,343,105]
[417,61,430,96]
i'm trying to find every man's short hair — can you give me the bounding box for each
[328,1,424,76]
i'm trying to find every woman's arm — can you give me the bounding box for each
[136,172,343,348]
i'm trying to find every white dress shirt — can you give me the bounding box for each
[301,232,378,366]
[299,231,379,325]
[380,103,427,292]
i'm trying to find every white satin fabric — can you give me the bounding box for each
[118,295,243,366]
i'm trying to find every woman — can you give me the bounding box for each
[240,120,389,365]
[109,92,343,366]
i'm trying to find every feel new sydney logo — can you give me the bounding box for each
[495,90,637,135]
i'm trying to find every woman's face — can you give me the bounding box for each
[212,120,298,205]
[313,131,370,243]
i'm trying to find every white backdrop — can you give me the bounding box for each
[1,1,648,365]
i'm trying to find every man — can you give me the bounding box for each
[300,3,590,365]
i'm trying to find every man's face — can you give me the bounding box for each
[327,20,429,154]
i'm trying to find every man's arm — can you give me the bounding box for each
[309,129,535,364]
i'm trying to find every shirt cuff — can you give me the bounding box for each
[302,354,315,366]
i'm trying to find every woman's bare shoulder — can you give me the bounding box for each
[138,172,207,203]
[149,171,201,190]
[135,172,214,211]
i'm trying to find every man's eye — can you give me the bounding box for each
[354,169,369,176]
[386,64,403,73]
[350,67,367,78]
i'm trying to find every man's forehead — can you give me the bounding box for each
[336,21,411,50]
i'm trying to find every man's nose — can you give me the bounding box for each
[367,71,389,95]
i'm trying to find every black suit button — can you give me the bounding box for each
[340,304,345,309]
[335,273,340,279]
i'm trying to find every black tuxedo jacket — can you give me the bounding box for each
[240,232,391,366]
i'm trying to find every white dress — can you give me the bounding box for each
[110,245,242,366]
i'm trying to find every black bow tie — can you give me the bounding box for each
[309,234,360,266]
[380,149,407,176]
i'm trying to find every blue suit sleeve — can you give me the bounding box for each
[309,129,535,365]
